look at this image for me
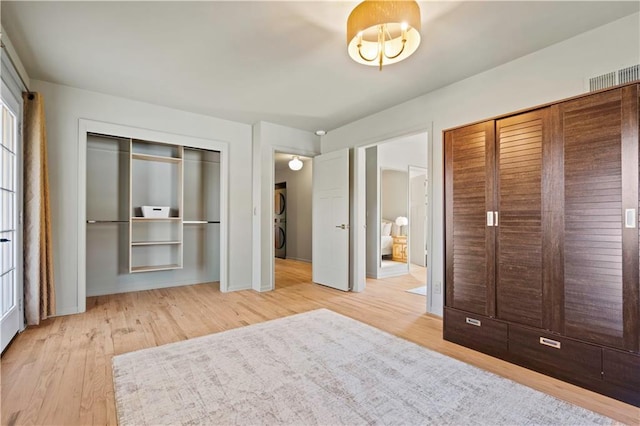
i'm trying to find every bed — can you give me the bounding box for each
[381,219,398,257]
[381,235,393,256]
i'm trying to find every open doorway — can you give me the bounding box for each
[364,132,428,297]
[380,168,410,276]
[273,152,313,288]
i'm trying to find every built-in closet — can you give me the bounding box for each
[86,133,220,296]
[443,83,639,406]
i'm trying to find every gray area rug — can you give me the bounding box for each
[406,285,427,295]
[112,309,614,425]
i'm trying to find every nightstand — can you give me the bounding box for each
[392,236,407,262]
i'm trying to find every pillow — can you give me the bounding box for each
[381,221,392,236]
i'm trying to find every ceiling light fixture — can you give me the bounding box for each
[347,0,421,71]
[315,130,327,136]
[288,156,303,171]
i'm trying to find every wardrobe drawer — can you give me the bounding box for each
[508,324,602,382]
[444,307,508,358]
[602,349,640,406]
[603,349,640,388]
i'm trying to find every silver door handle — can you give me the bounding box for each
[625,209,636,228]
[486,212,494,227]
[335,224,349,229]
[494,211,498,226]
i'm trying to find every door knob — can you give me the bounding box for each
[0,238,10,243]
[335,224,349,229]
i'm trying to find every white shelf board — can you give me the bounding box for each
[130,264,182,273]
[131,240,182,246]
[132,152,182,164]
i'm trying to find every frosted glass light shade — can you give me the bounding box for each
[289,156,303,171]
[395,216,408,227]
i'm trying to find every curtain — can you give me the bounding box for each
[23,92,55,325]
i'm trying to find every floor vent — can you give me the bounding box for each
[589,64,640,91]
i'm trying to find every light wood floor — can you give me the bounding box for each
[2,259,638,425]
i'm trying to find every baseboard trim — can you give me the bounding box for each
[225,283,252,292]
[377,266,409,279]
[87,280,221,297]
[53,306,81,317]
[285,257,311,263]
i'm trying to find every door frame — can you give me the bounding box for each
[268,146,317,291]
[353,126,434,313]
[0,80,25,347]
[77,119,229,312]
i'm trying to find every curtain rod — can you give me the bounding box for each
[0,40,34,98]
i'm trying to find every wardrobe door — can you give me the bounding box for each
[445,121,496,317]
[560,86,639,351]
[495,109,552,329]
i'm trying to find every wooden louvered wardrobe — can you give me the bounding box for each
[443,83,639,406]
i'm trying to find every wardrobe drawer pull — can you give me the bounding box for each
[466,317,481,327]
[539,337,561,349]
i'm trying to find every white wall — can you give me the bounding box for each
[377,133,428,170]
[34,80,253,315]
[252,121,320,291]
[274,159,313,262]
[321,13,640,316]
[381,170,408,222]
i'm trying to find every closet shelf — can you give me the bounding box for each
[129,141,184,274]
[131,152,182,164]
[131,240,182,246]
[131,264,182,273]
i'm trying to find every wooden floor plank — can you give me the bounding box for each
[1,258,638,425]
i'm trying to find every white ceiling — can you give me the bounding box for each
[3,1,638,132]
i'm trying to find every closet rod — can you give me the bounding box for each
[87,132,132,142]
[183,221,221,224]
[182,146,221,154]
[86,220,129,224]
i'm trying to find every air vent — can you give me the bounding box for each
[589,72,616,91]
[618,64,639,85]
[588,64,640,91]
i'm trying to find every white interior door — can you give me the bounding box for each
[1,101,20,353]
[312,149,350,291]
